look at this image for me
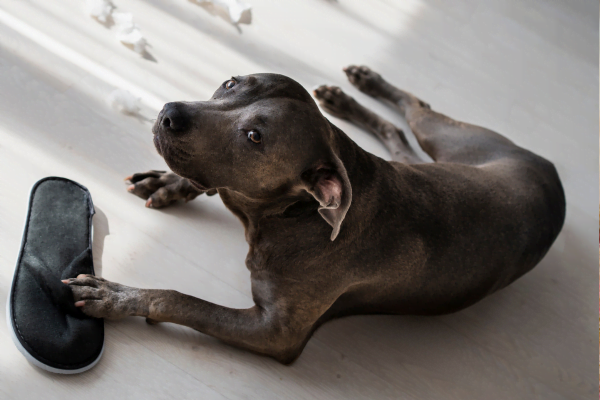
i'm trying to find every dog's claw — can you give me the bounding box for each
[124,175,133,182]
[145,198,153,208]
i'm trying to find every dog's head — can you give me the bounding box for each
[152,73,351,240]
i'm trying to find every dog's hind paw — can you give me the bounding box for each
[313,85,359,120]
[343,65,386,97]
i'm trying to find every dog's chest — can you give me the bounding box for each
[244,215,331,273]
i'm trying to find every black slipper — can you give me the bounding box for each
[6,177,104,374]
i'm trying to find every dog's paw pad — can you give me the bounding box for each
[313,85,356,119]
[343,65,384,96]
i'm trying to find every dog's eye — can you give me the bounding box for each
[247,130,261,144]
[225,80,236,89]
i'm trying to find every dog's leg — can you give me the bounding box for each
[64,274,326,364]
[344,65,516,165]
[125,170,217,208]
[313,85,424,164]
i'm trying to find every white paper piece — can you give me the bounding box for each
[112,12,147,54]
[85,0,114,23]
[198,0,252,24]
[107,89,141,115]
[219,0,251,24]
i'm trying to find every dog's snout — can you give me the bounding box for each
[160,102,188,133]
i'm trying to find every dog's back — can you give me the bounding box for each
[333,139,566,316]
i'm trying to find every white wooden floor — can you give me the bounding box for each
[0,1,597,399]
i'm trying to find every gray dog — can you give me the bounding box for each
[64,66,565,364]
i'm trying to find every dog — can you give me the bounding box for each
[64,66,566,364]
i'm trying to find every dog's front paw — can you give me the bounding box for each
[124,170,217,209]
[63,275,143,319]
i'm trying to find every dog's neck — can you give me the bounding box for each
[218,124,385,247]
[217,186,314,244]
[330,123,385,240]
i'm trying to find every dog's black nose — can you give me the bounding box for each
[160,102,188,133]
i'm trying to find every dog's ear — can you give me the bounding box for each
[302,154,352,241]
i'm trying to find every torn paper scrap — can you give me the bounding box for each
[107,89,141,115]
[217,0,252,24]
[196,0,252,24]
[85,0,114,23]
[112,12,148,54]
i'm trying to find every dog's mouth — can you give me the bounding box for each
[152,124,197,174]
[190,180,209,191]
[152,121,163,156]
[152,120,212,192]
[152,134,163,156]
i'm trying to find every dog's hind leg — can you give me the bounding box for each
[313,85,424,164]
[344,65,517,166]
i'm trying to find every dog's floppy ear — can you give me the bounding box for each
[302,154,352,241]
